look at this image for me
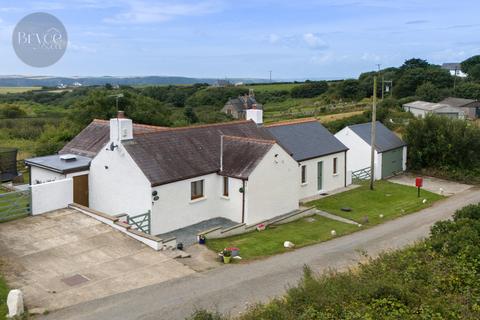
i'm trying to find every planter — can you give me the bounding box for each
[198,236,206,245]
[223,256,231,264]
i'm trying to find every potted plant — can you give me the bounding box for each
[222,249,232,264]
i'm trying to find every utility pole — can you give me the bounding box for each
[269,70,272,83]
[376,64,384,100]
[370,76,377,191]
[453,67,457,90]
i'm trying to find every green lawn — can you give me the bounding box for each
[206,215,359,260]
[0,275,8,319]
[308,181,444,226]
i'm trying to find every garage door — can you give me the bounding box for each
[381,147,403,179]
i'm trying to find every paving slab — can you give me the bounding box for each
[0,208,195,312]
[388,173,472,196]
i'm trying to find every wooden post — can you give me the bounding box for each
[370,76,377,191]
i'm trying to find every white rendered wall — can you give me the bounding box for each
[299,151,347,199]
[335,127,382,180]
[245,144,299,224]
[30,166,65,185]
[151,173,243,234]
[402,146,407,171]
[404,106,427,118]
[89,143,152,218]
[31,179,73,215]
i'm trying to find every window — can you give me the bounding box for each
[333,157,338,175]
[301,165,307,184]
[191,180,204,200]
[223,176,229,197]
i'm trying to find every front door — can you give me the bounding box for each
[73,175,89,207]
[317,161,323,191]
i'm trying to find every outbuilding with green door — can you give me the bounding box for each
[335,121,407,180]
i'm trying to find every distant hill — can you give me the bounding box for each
[0,75,271,87]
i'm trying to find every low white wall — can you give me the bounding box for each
[31,179,73,215]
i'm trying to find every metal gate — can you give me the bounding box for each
[127,211,151,234]
[351,167,371,181]
[0,189,31,222]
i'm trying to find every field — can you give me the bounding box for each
[248,83,302,92]
[317,110,365,123]
[308,181,443,226]
[0,86,41,94]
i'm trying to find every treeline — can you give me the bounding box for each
[405,116,480,183]
[189,203,480,320]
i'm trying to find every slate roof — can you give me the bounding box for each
[266,119,348,161]
[25,154,92,174]
[442,63,461,70]
[403,101,448,111]
[219,136,274,179]
[439,97,478,108]
[60,119,168,157]
[123,121,274,186]
[348,121,406,153]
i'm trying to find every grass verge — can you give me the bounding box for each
[308,180,444,225]
[206,215,359,260]
[0,274,8,319]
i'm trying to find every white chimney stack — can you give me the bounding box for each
[246,109,263,125]
[110,111,133,142]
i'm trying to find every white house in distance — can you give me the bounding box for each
[26,111,350,236]
[266,119,349,200]
[403,101,465,119]
[441,63,467,78]
[335,122,407,180]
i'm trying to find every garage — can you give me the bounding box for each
[381,147,404,179]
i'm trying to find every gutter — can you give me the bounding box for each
[241,180,246,223]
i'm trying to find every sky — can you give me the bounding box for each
[0,0,479,79]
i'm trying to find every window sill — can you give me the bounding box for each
[190,196,207,204]
[220,195,230,200]
[301,182,308,187]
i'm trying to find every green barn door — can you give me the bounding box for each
[317,161,323,191]
[381,147,403,179]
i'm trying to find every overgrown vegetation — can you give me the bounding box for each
[0,274,8,319]
[189,203,480,320]
[405,116,480,183]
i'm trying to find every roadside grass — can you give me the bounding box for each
[206,215,359,260]
[317,110,364,123]
[0,274,8,319]
[308,181,444,226]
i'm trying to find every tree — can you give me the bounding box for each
[467,64,480,81]
[400,58,430,71]
[394,67,452,98]
[461,55,480,74]
[184,107,199,124]
[415,82,443,102]
[337,79,363,100]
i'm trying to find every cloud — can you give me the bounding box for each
[405,20,428,25]
[104,0,224,24]
[266,32,328,50]
[302,33,328,50]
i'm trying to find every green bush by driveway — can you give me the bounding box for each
[308,181,444,226]
[0,274,8,319]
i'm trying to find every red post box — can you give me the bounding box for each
[415,177,423,188]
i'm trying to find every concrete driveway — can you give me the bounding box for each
[41,188,480,320]
[0,208,194,312]
[389,173,472,196]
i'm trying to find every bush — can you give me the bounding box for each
[291,81,328,98]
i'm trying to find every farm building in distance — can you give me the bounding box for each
[221,89,263,120]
